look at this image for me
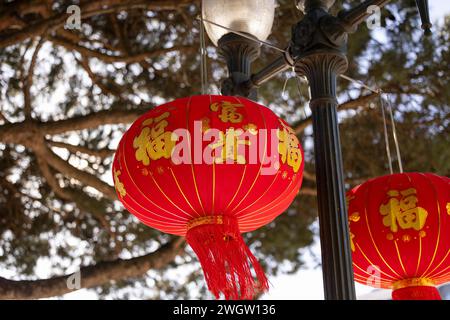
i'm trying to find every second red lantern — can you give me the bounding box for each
[347,173,450,300]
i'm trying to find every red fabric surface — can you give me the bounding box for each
[113,95,304,235]
[392,285,442,300]
[186,215,268,299]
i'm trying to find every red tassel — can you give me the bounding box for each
[392,285,442,300]
[185,215,268,300]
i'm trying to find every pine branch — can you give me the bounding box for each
[76,56,126,98]
[37,154,122,253]
[36,156,73,201]
[36,144,117,200]
[40,108,148,135]
[302,170,316,182]
[0,0,50,31]
[294,92,379,134]
[0,109,145,148]
[110,12,130,54]
[47,140,115,159]
[0,237,185,299]
[300,187,317,196]
[0,111,9,124]
[23,37,45,120]
[51,35,195,64]
[0,0,196,48]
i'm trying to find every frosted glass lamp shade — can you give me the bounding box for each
[202,0,276,45]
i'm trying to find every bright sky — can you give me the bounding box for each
[429,0,450,25]
[3,1,449,300]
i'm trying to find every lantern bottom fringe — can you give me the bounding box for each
[185,215,268,300]
[392,285,442,300]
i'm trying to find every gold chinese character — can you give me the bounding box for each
[201,117,210,132]
[134,127,151,165]
[208,128,251,164]
[210,101,244,123]
[350,232,355,252]
[346,195,355,208]
[133,112,175,165]
[243,123,258,134]
[346,196,358,252]
[346,195,361,223]
[379,188,428,233]
[148,131,176,160]
[349,212,360,222]
[141,111,170,127]
[277,120,302,173]
[402,234,411,242]
[114,169,126,198]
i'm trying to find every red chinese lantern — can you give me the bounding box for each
[347,173,450,300]
[112,95,304,299]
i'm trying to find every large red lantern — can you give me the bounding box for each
[347,173,450,300]
[112,95,304,299]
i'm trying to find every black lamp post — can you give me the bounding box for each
[291,0,354,300]
[202,0,432,300]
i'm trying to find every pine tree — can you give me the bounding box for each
[0,0,448,299]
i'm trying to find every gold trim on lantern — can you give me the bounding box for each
[187,216,224,230]
[392,277,435,290]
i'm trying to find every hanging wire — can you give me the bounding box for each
[384,93,404,173]
[281,74,289,99]
[379,94,393,174]
[197,15,405,174]
[295,73,309,118]
[199,13,208,94]
[338,74,402,174]
[339,74,380,94]
[198,17,386,100]
[197,16,286,53]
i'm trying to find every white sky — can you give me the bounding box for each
[429,0,450,25]
[3,1,449,300]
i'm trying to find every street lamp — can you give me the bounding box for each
[202,0,275,46]
[202,0,276,98]
[202,0,432,300]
